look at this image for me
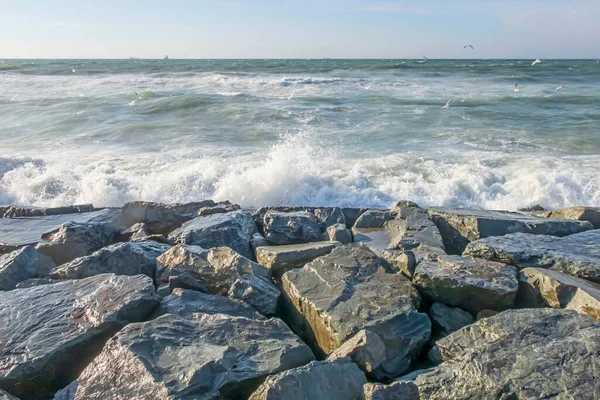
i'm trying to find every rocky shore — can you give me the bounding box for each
[0,200,599,399]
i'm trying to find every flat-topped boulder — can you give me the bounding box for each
[387,207,445,253]
[464,230,600,283]
[0,274,159,399]
[262,210,322,245]
[255,241,340,278]
[0,246,56,290]
[56,313,315,399]
[413,255,518,313]
[427,207,593,254]
[281,245,431,379]
[542,206,600,228]
[253,206,345,233]
[229,274,281,316]
[517,267,600,321]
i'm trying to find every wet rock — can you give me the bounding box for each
[119,222,148,241]
[326,330,387,374]
[464,230,600,283]
[413,255,518,313]
[168,210,257,259]
[249,359,367,400]
[428,207,593,254]
[326,223,353,244]
[0,246,56,290]
[262,211,322,245]
[282,245,430,379]
[229,275,281,316]
[428,303,474,338]
[543,206,600,228]
[517,267,600,321]
[0,274,159,399]
[59,313,315,399]
[363,381,419,400]
[255,241,340,278]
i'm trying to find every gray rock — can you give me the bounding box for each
[475,309,498,320]
[380,249,416,278]
[262,211,322,245]
[0,389,18,400]
[206,246,271,280]
[250,232,270,258]
[119,222,149,241]
[413,255,518,313]
[327,330,387,374]
[196,200,241,217]
[517,204,546,212]
[464,230,600,283]
[341,208,369,229]
[253,207,345,233]
[517,267,600,321]
[428,303,474,338]
[363,381,419,400]
[255,241,340,278]
[59,313,315,399]
[390,200,421,214]
[543,206,600,228]
[156,244,210,292]
[326,223,353,244]
[0,274,159,399]
[428,207,593,254]
[386,207,445,253]
[281,245,431,379]
[249,359,367,400]
[168,210,257,259]
[15,277,64,289]
[229,275,281,316]
[353,209,392,231]
[1,204,94,218]
[0,246,56,290]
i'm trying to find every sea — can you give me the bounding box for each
[1,59,599,210]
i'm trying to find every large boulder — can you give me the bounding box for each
[542,206,600,228]
[406,309,600,399]
[0,274,159,399]
[352,210,392,231]
[517,267,600,321]
[326,329,387,374]
[464,230,600,283]
[56,313,315,399]
[168,210,256,259]
[253,207,345,233]
[427,208,593,254]
[262,211,322,245]
[428,303,474,339]
[326,223,353,244]
[281,245,431,379]
[229,274,281,316]
[387,207,445,253]
[255,241,340,278]
[248,359,367,400]
[363,381,419,400]
[156,244,210,292]
[0,246,56,290]
[413,255,518,313]
[0,204,93,218]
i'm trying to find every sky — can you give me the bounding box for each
[1,0,599,59]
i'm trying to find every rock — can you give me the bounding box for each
[0,389,18,400]
[363,381,419,400]
[412,255,518,313]
[15,277,63,289]
[50,241,169,282]
[544,206,600,228]
[463,230,600,283]
[262,211,322,245]
[390,200,421,214]
[250,232,270,257]
[341,208,369,229]
[1,204,94,218]
[196,200,241,217]
[475,309,498,320]
[156,244,210,292]
[59,313,315,399]
[281,245,431,379]
[0,274,159,399]
[0,246,56,290]
[255,241,340,278]
[380,249,416,278]
[253,207,345,233]
[517,204,545,212]
[249,359,367,400]
[326,223,353,244]
[206,246,271,280]
[119,222,148,241]
[517,267,600,321]
[229,275,281,316]
[168,210,257,259]
[427,207,593,254]
[352,209,392,232]
[428,303,474,338]
[153,288,264,320]
[408,309,600,400]
[387,207,445,253]
[327,330,387,374]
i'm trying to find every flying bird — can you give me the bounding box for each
[422,56,429,61]
[442,99,452,109]
[463,45,474,49]
[555,85,565,91]
[514,83,520,92]
[532,59,542,66]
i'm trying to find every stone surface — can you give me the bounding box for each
[387,207,445,253]
[517,267,600,321]
[1,204,94,218]
[281,245,431,379]
[543,206,600,228]
[341,208,369,229]
[262,210,322,245]
[229,274,281,316]
[249,359,367,400]
[253,206,345,233]
[408,309,600,400]
[464,230,600,283]
[15,277,63,289]
[58,313,315,399]
[0,389,18,400]
[413,255,518,312]
[250,232,270,257]
[428,207,593,254]
[475,309,498,320]
[428,303,474,338]
[256,241,340,278]
[0,274,159,399]
[0,246,56,290]
[380,249,416,279]
[352,209,392,231]
[168,210,257,259]
[363,381,419,400]
[326,223,353,244]
[119,222,148,241]
[196,200,240,217]
[326,330,387,374]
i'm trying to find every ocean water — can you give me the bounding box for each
[1,59,599,210]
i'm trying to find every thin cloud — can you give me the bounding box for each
[355,2,429,14]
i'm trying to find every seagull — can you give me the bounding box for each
[532,59,542,66]
[422,56,429,61]
[463,45,474,49]
[555,85,565,91]
[514,83,520,92]
[442,99,451,109]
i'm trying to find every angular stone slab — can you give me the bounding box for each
[543,206,600,228]
[253,206,345,233]
[464,230,600,283]
[363,381,419,400]
[428,303,474,338]
[387,207,445,253]
[326,223,353,244]
[255,241,340,278]
[229,274,281,316]
[282,245,431,379]
[262,210,322,245]
[1,204,94,219]
[326,329,386,374]
[413,255,518,312]
[428,207,593,254]
[0,246,56,290]
[58,313,315,399]
[0,274,159,399]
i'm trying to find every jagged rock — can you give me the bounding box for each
[428,303,474,338]
[229,275,281,316]
[352,210,392,232]
[206,246,270,279]
[0,246,56,290]
[413,255,518,313]
[517,204,545,212]
[464,230,600,283]
[326,223,353,244]
[253,207,345,233]
[341,208,369,229]
[249,359,367,400]
[407,309,600,400]
[131,232,170,244]
[1,204,94,218]
[0,389,18,400]
[15,277,63,289]
[58,313,315,399]
[517,267,600,321]
[326,330,387,374]
[363,381,419,400]
[387,207,445,253]
[543,206,600,228]
[153,288,264,320]
[196,201,241,217]
[250,232,270,257]
[0,274,159,399]
[390,200,421,213]
[262,211,322,245]
[255,241,340,278]
[281,245,431,379]
[380,249,416,278]
[50,241,169,282]
[119,222,148,241]
[168,210,256,259]
[427,207,593,254]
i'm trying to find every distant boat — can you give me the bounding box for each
[164,55,169,60]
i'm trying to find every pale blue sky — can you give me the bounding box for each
[1,0,598,59]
